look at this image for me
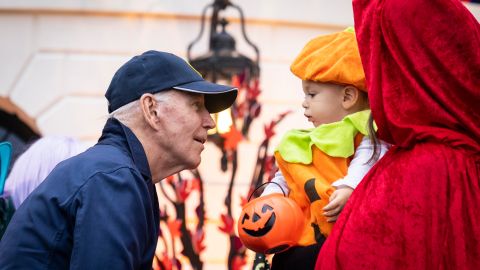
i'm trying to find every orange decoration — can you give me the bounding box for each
[190,177,201,191]
[230,75,241,88]
[237,194,304,254]
[221,126,243,151]
[167,219,182,238]
[165,175,175,184]
[239,195,248,208]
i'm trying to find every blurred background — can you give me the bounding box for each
[1,1,479,269]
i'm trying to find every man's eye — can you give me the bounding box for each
[193,102,202,110]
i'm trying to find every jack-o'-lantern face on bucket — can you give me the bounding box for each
[240,204,275,237]
[237,194,304,254]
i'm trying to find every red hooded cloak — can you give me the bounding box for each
[316,0,480,269]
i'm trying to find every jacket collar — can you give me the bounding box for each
[98,118,152,180]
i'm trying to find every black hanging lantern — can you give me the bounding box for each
[187,0,260,83]
[187,0,262,147]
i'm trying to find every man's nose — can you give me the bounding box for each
[204,111,216,130]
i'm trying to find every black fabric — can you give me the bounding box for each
[271,241,324,270]
[0,195,14,240]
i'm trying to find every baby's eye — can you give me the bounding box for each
[305,93,315,98]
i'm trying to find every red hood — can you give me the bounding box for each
[354,0,480,152]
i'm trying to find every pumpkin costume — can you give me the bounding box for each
[316,0,480,269]
[275,110,369,245]
[267,28,374,247]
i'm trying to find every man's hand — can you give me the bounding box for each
[323,187,353,222]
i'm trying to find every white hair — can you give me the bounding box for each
[108,91,175,125]
[108,99,141,124]
[4,136,88,208]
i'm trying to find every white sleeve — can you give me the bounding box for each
[261,170,290,196]
[332,136,390,189]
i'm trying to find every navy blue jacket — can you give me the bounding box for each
[0,118,160,269]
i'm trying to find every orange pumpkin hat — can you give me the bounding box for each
[290,28,367,92]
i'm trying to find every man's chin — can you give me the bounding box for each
[186,158,201,170]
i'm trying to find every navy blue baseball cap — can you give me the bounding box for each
[105,50,238,113]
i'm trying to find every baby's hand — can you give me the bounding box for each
[322,187,353,222]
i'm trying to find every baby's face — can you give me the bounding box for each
[301,80,348,127]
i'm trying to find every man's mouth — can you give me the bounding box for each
[194,137,206,144]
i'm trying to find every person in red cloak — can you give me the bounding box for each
[315,0,480,269]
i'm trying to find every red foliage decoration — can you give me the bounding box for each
[156,170,206,270]
[175,180,192,202]
[232,255,247,270]
[167,219,182,238]
[221,125,244,151]
[191,229,206,254]
[153,252,175,270]
[239,195,248,208]
[218,213,235,235]
[190,178,201,192]
[246,79,261,101]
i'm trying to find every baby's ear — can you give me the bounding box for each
[341,85,361,110]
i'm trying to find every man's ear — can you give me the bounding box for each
[139,93,161,130]
[341,85,361,110]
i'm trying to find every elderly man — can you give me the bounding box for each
[0,51,237,269]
